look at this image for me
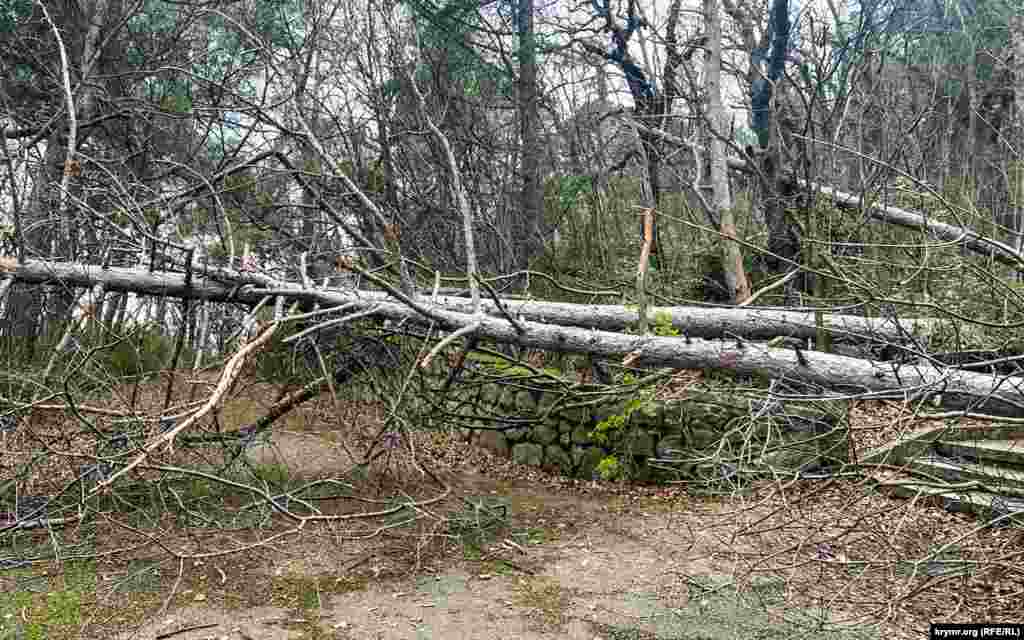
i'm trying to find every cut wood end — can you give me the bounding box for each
[0,257,17,272]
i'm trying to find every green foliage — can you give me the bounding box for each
[141,207,162,228]
[546,175,592,219]
[256,332,315,389]
[595,455,622,481]
[1008,161,1024,209]
[145,77,192,114]
[0,0,32,34]
[176,218,194,238]
[365,162,386,194]
[224,172,257,195]
[159,93,192,113]
[651,311,679,337]
[207,243,228,261]
[254,0,303,49]
[447,496,510,553]
[404,0,514,98]
[590,397,642,445]
[106,325,179,379]
[335,160,355,179]
[127,0,178,34]
[0,562,94,639]
[109,208,132,227]
[250,462,293,488]
[302,158,322,175]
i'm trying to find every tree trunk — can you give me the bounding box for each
[0,257,944,344]
[6,258,1007,413]
[704,0,750,303]
[1011,15,1024,269]
[632,121,1024,267]
[963,50,978,195]
[517,0,544,269]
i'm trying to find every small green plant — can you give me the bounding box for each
[595,455,623,481]
[651,311,680,337]
[0,562,94,639]
[590,397,642,445]
[105,324,185,378]
[250,462,292,488]
[448,496,509,552]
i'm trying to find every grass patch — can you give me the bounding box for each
[0,561,95,640]
[513,576,567,628]
[110,560,164,594]
[635,573,882,640]
[248,462,293,488]
[447,495,510,556]
[270,573,368,611]
[510,525,557,547]
[268,573,368,640]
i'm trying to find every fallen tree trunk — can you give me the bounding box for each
[802,182,1023,267]
[0,258,940,346]
[633,122,1024,267]
[2,257,1021,415]
[392,294,941,345]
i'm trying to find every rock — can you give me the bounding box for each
[504,426,529,442]
[532,423,559,445]
[512,443,543,466]
[655,435,685,460]
[557,406,591,424]
[515,390,538,414]
[628,429,655,458]
[631,460,652,482]
[497,389,514,409]
[544,445,573,474]
[773,410,849,466]
[574,447,607,479]
[690,428,718,448]
[663,400,686,426]
[537,393,557,413]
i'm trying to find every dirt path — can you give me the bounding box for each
[8,406,992,640]
[109,451,893,640]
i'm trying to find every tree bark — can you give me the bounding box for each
[704,0,751,303]
[632,122,1024,267]
[4,257,1016,415]
[517,0,544,268]
[1011,14,1024,263]
[0,257,942,344]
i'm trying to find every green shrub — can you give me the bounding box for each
[595,455,622,481]
[106,324,180,378]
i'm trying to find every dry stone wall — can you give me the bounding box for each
[418,358,849,483]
